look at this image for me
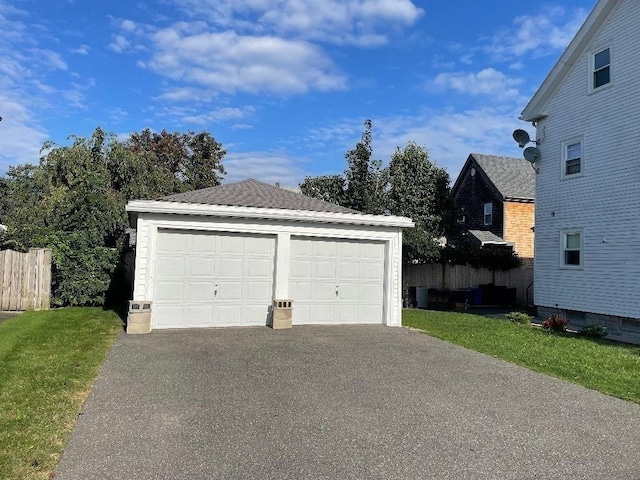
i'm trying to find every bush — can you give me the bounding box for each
[580,324,608,339]
[506,311,531,326]
[542,314,569,333]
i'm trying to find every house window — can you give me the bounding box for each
[483,203,493,225]
[563,140,582,177]
[562,230,583,268]
[592,47,610,89]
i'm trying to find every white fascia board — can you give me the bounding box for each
[126,200,415,229]
[520,0,617,123]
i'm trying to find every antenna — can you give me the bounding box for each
[512,129,532,148]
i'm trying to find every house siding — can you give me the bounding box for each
[453,167,504,238]
[533,0,640,320]
[503,201,535,261]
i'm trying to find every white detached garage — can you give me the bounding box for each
[126,179,413,332]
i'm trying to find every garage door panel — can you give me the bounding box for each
[292,304,310,324]
[217,281,243,301]
[185,305,213,327]
[190,234,215,253]
[291,239,312,256]
[340,242,360,258]
[217,235,245,255]
[362,243,385,259]
[290,260,312,279]
[245,237,273,255]
[311,304,335,323]
[217,304,243,325]
[187,282,214,301]
[247,258,272,278]
[155,281,184,302]
[188,258,215,277]
[314,282,338,301]
[338,283,359,301]
[243,305,270,325]
[360,283,381,301]
[153,305,183,328]
[338,261,359,279]
[313,240,337,257]
[244,281,272,301]
[217,257,244,277]
[359,304,382,323]
[156,257,185,277]
[361,263,383,280]
[315,261,336,279]
[157,233,187,253]
[290,282,311,301]
[337,304,359,323]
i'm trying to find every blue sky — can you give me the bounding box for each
[0,0,595,187]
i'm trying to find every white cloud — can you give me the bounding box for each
[223,151,309,187]
[147,27,347,94]
[0,96,49,170]
[71,44,90,55]
[169,0,423,46]
[487,7,588,61]
[109,35,131,53]
[431,68,524,100]
[181,106,255,125]
[121,19,137,32]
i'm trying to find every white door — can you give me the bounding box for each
[153,230,275,329]
[290,237,385,324]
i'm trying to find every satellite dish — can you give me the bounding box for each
[523,146,541,164]
[512,129,532,148]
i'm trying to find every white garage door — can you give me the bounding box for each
[153,230,275,329]
[290,237,385,324]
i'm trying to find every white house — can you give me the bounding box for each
[520,0,640,341]
[126,179,413,333]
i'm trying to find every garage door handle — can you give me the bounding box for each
[214,284,218,297]
[335,285,339,297]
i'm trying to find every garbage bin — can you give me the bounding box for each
[416,287,428,309]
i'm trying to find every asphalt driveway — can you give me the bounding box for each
[55,326,640,480]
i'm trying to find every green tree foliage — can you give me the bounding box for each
[0,127,226,306]
[387,142,453,263]
[299,120,386,215]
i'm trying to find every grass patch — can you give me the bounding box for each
[0,307,122,480]
[403,309,640,404]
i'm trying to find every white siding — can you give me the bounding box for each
[534,0,640,319]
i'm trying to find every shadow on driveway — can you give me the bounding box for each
[55,326,640,480]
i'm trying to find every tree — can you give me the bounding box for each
[299,174,346,205]
[387,142,453,264]
[0,126,228,306]
[343,119,386,214]
[300,120,386,214]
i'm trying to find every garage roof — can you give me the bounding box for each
[160,178,358,214]
[127,178,414,228]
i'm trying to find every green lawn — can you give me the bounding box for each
[0,308,122,480]
[403,309,640,404]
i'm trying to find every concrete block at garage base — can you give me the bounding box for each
[127,300,152,334]
[271,299,293,330]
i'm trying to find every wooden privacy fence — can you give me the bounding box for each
[0,249,52,311]
[405,263,533,307]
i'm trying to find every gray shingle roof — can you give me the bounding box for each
[159,178,359,214]
[471,153,535,201]
[466,229,508,245]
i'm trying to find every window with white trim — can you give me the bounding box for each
[561,230,583,268]
[483,203,493,226]
[563,139,582,177]
[592,46,611,89]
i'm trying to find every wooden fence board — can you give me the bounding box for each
[0,248,51,311]
[405,263,533,307]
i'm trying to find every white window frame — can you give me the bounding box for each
[560,229,584,269]
[483,202,493,226]
[589,44,613,93]
[561,137,583,179]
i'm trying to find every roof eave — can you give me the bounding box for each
[126,200,415,229]
[520,0,618,123]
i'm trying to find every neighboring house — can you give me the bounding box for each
[520,0,640,341]
[126,179,413,333]
[451,153,535,263]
